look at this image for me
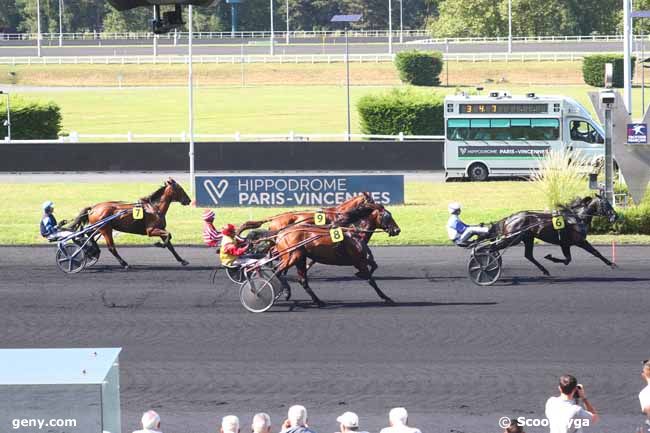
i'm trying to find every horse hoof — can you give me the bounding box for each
[180,260,189,266]
[315,301,326,308]
[544,254,553,260]
[542,271,550,276]
[122,265,130,271]
[284,291,292,301]
[154,242,165,248]
[611,263,619,269]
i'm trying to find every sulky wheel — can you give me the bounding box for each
[56,243,87,274]
[468,250,502,286]
[239,268,281,313]
[225,266,246,284]
[83,240,101,268]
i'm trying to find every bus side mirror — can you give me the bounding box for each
[589,173,599,190]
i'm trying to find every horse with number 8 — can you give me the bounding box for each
[69,178,192,269]
[270,203,401,306]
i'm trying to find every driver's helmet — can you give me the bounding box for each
[222,223,237,236]
[42,201,54,213]
[448,202,461,214]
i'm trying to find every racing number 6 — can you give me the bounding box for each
[552,215,565,230]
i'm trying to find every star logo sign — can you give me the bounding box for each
[633,124,646,135]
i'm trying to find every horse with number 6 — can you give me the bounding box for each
[271,203,401,307]
[69,178,192,269]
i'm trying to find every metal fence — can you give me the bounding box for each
[5,132,446,143]
[0,51,594,66]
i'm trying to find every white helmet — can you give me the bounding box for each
[42,201,54,211]
[448,202,461,214]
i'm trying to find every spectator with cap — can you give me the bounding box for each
[640,359,650,416]
[132,410,162,433]
[202,209,222,249]
[279,405,317,433]
[336,411,368,433]
[379,407,421,433]
[545,374,598,433]
[222,415,241,433]
[252,413,272,433]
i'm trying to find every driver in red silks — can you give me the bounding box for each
[220,223,258,267]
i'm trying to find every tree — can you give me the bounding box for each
[506,0,571,37]
[0,0,20,32]
[428,0,506,38]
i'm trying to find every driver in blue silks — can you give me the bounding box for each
[40,201,72,240]
[447,202,489,246]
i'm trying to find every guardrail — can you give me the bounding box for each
[0,30,430,41]
[0,52,598,65]
[0,31,647,43]
[5,132,445,143]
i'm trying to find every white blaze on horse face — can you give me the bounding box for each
[204,179,229,205]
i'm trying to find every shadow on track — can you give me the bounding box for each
[504,276,650,286]
[82,265,216,273]
[270,300,498,312]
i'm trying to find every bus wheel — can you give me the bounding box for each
[468,163,489,182]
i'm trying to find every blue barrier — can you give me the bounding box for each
[195,175,404,207]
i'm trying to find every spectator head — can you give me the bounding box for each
[558,374,578,397]
[642,359,650,382]
[252,413,271,433]
[504,418,524,433]
[336,411,359,432]
[141,410,161,431]
[287,405,308,427]
[388,407,409,427]
[221,415,240,433]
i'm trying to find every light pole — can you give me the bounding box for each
[331,14,362,142]
[270,0,274,55]
[399,0,403,44]
[0,91,11,142]
[388,0,392,54]
[507,0,512,54]
[36,0,42,57]
[285,0,289,44]
[188,5,195,196]
[58,0,63,47]
[624,0,632,113]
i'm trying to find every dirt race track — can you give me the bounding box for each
[1,245,649,433]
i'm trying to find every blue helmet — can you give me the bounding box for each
[42,201,54,212]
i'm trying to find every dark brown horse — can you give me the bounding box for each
[490,195,617,276]
[237,192,375,235]
[271,204,400,306]
[70,178,191,269]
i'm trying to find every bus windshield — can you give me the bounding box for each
[447,118,560,141]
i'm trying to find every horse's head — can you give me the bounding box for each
[166,178,192,205]
[591,194,618,223]
[338,193,375,213]
[375,205,401,237]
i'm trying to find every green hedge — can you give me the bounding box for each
[582,54,636,88]
[591,206,650,235]
[0,97,62,140]
[357,88,445,136]
[394,50,444,86]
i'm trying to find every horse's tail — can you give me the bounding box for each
[487,218,506,238]
[236,219,270,236]
[69,206,92,231]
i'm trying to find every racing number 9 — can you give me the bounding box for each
[314,212,326,225]
[133,206,144,220]
[329,227,344,243]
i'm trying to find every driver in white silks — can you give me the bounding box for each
[447,202,489,246]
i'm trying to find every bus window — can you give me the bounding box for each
[569,120,604,144]
[447,119,470,140]
[531,118,560,140]
[446,118,560,141]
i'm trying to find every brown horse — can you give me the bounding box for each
[272,204,401,306]
[236,192,375,235]
[70,178,191,269]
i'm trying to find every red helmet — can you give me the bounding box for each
[222,223,236,236]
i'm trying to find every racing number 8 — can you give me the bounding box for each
[314,212,326,225]
[552,216,565,230]
[133,207,144,220]
[329,227,344,243]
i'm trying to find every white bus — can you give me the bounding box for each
[444,92,605,181]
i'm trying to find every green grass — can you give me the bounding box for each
[9,84,650,137]
[2,181,647,245]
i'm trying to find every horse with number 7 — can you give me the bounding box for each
[69,178,192,269]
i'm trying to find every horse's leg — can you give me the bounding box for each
[353,262,394,304]
[146,228,188,265]
[101,228,129,269]
[544,243,572,265]
[305,259,317,271]
[575,239,616,268]
[366,246,378,276]
[523,236,550,276]
[296,254,325,307]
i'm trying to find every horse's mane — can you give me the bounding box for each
[335,203,378,225]
[142,184,167,204]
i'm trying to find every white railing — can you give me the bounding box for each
[0,32,647,44]
[0,30,430,42]
[0,52,596,65]
[8,132,445,143]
